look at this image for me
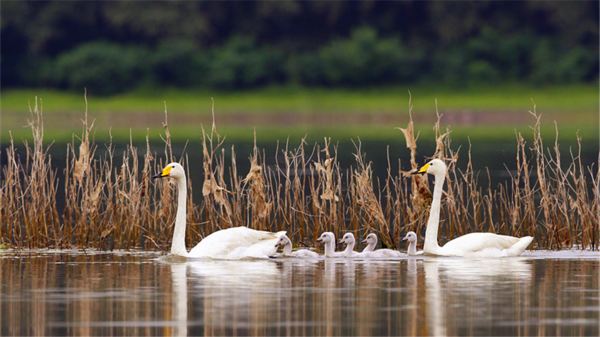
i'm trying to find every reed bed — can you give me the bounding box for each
[0,99,597,250]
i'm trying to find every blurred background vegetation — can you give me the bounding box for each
[2,1,597,94]
[1,1,598,145]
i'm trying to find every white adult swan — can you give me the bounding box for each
[401,231,423,256]
[274,234,320,258]
[316,232,345,257]
[153,162,286,259]
[361,233,404,258]
[415,159,533,257]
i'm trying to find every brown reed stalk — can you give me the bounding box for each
[24,99,61,247]
[1,133,25,246]
[351,142,394,247]
[396,97,431,238]
[242,132,273,230]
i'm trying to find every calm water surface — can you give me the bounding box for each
[0,250,598,336]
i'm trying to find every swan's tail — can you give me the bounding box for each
[505,236,533,256]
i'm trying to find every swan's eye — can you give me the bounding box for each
[171,165,175,168]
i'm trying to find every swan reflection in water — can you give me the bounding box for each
[169,263,188,337]
[167,258,321,336]
[168,258,286,336]
[167,256,533,337]
[424,257,532,337]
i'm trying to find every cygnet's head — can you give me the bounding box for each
[317,232,335,244]
[415,158,446,176]
[153,162,186,180]
[275,235,291,248]
[362,233,378,245]
[339,232,355,245]
[402,231,417,243]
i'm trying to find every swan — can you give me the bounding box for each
[338,233,362,257]
[152,162,286,259]
[401,231,423,256]
[316,232,345,257]
[274,234,321,258]
[415,159,533,257]
[361,233,404,258]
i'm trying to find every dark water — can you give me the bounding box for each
[1,251,598,336]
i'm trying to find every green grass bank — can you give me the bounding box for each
[1,84,597,143]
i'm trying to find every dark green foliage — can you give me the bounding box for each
[1,1,597,92]
[531,40,598,84]
[315,27,422,86]
[52,42,150,95]
[151,40,208,87]
[206,37,285,89]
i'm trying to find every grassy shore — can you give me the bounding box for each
[2,84,597,142]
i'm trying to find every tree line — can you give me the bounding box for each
[2,1,597,94]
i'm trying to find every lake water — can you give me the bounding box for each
[0,250,598,336]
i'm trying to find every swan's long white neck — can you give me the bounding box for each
[343,240,355,255]
[282,241,293,255]
[171,176,189,256]
[407,240,417,255]
[423,172,444,253]
[324,240,336,257]
[363,241,376,252]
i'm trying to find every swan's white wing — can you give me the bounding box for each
[362,249,405,258]
[338,251,368,258]
[441,232,517,252]
[326,251,347,258]
[188,226,285,259]
[290,249,321,258]
[440,232,531,256]
[228,237,281,259]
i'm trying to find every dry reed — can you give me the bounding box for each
[0,98,597,250]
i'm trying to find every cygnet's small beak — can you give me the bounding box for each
[338,239,344,244]
[361,239,368,244]
[316,237,323,243]
[402,236,408,241]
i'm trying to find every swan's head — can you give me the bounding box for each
[275,235,291,248]
[153,162,185,180]
[402,231,417,243]
[415,158,446,176]
[339,232,355,245]
[317,232,335,244]
[362,233,378,245]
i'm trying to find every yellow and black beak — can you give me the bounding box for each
[152,165,173,179]
[412,162,430,175]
